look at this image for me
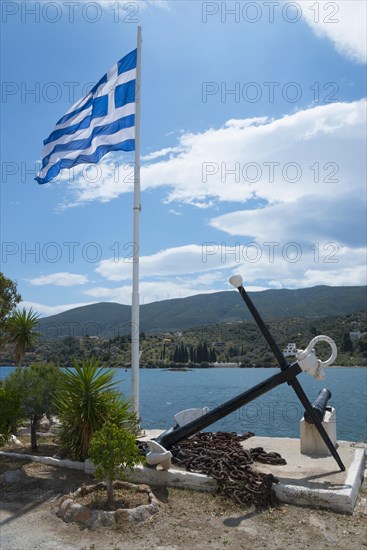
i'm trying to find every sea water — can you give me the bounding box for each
[1,366,366,442]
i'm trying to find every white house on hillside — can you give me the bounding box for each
[283,343,297,357]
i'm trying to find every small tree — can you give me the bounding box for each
[0,272,21,347]
[89,422,143,506]
[3,364,62,451]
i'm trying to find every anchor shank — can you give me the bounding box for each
[156,362,301,449]
[237,285,289,370]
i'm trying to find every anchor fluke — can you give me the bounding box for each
[145,440,172,470]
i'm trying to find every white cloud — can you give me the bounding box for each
[96,244,215,282]
[289,266,367,288]
[210,190,366,246]
[83,275,225,305]
[141,100,366,207]
[231,244,367,289]
[94,242,367,299]
[20,300,97,317]
[57,159,135,209]
[27,272,89,287]
[145,0,171,10]
[82,287,116,299]
[300,1,366,64]
[142,147,181,161]
[224,117,270,128]
[60,100,366,212]
[96,244,291,283]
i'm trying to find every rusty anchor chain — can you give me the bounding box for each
[138,431,286,508]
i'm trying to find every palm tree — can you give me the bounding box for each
[54,357,139,460]
[8,308,40,365]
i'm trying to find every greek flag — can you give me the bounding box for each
[35,49,136,184]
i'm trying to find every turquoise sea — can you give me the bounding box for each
[1,366,366,442]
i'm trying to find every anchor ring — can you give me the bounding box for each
[297,335,337,367]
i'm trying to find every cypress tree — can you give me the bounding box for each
[202,341,209,362]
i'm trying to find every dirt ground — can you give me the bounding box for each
[1,446,366,550]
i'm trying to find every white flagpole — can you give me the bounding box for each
[131,26,142,415]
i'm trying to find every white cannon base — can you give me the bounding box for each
[300,407,337,456]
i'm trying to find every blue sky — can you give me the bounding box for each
[1,0,366,316]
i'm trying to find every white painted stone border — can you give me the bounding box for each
[0,451,84,470]
[126,463,218,492]
[0,451,217,493]
[85,459,217,492]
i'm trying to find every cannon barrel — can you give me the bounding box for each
[303,388,332,424]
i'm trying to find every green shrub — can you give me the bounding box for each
[0,385,21,444]
[3,364,62,451]
[89,421,143,505]
[54,357,139,461]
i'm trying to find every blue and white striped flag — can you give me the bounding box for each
[35,49,136,184]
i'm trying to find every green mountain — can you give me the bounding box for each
[37,285,367,339]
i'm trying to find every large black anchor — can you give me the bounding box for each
[146,275,345,472]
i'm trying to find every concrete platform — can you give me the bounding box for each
[138,430,366,514]
[240,436,365,514]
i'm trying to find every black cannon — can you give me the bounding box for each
[304,388,332,424]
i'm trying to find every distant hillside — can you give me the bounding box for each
[37,285,367,339]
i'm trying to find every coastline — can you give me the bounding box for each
[1,363,366,369]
